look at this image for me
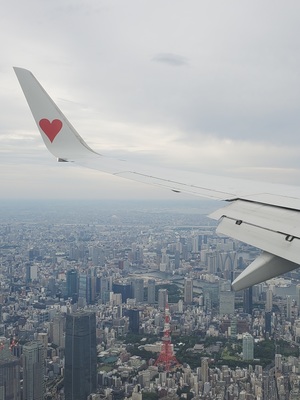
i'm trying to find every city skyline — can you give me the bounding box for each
[2,2,300,199]
[0,203,300,397]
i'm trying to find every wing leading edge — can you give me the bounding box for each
[14,67,300,291]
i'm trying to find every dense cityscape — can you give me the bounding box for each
[0,199,300,400]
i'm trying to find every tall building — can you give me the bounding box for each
[266,289,273,312]
[242,333,254,360]
[296,284,300,311]
[184,278,193,304]
[100,276,112,303]
[25,264,38,284]
[66,269,78,300]
[286,295,292,320]
[230,317,237,338]
[133,279,144,303]
[219,291,235,315]
[265,311,272,337]
[0,337,20,400]
[201,357,209,383]
[112,282,132,303]
[275,353,282,372]
[51,313,65,348]
[147,279,156,304]
[78,273,87,307]
[128,309,140,334]
[243,287,253,315]
[158,289,168,310]
[65,311,97,400]
[23,341,45,400]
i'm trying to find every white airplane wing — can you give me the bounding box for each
[14,67,300,291]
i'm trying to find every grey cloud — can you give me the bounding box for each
[2,0,300,198]
[152,53,188,67]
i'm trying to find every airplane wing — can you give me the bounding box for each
[14,67,300,291]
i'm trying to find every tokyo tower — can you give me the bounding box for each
[155,303,180,371]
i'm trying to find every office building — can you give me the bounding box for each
[112,282,132,303]
[242,333,254,360]
[128,309,140,334]
[65,311,97,400]
[286,295,292,321]
[297,284,300,311]
[201,357,209,383]
[133,279,144,303]
[158,289,168,310]
[184,278,193,304]
[265,311,272,337]
[266,289,273,312]
[78,273,87,307]
[66,269,78,300]
[219,291,235,315]
[52,312,65,348]
[147,279,156,304]
[243,287,253,315]
[23,341,45,400]
[0,338,20,400]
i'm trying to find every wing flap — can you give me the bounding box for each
[210,199,300,237]
[215,213,300,265]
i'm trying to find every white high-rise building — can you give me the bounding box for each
[242,333,254,360]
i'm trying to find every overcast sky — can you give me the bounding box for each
[1,0,300,200]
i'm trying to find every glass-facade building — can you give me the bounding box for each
[65,311,97,400]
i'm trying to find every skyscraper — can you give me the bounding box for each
[266,289,273,312]
[219,290,235,315]
[112,282,132,303]
[296,284,300,310]
[0,337,20,400]
[52,312,65,348]
[286,295,292,320]
[184,278,193,304]
[147,279,156,304]
[243,286,253,315]
[158,289,168,310]
[65,311,97,400]
[200,357,209,383]
[66,269,78,300]
[133,279,144,303]
[242,333,254,360]
[265,311,272,338]
[23,341,45,400]
[78,273,87,306]
[128,309,140,334]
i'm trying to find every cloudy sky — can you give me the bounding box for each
[1,0,300,200]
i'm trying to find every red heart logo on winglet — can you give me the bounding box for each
[39,119,63,143]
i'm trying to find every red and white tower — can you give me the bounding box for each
[155,303,180,371]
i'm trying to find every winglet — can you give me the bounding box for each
[14,67,99,160]
[232,252,299,291]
